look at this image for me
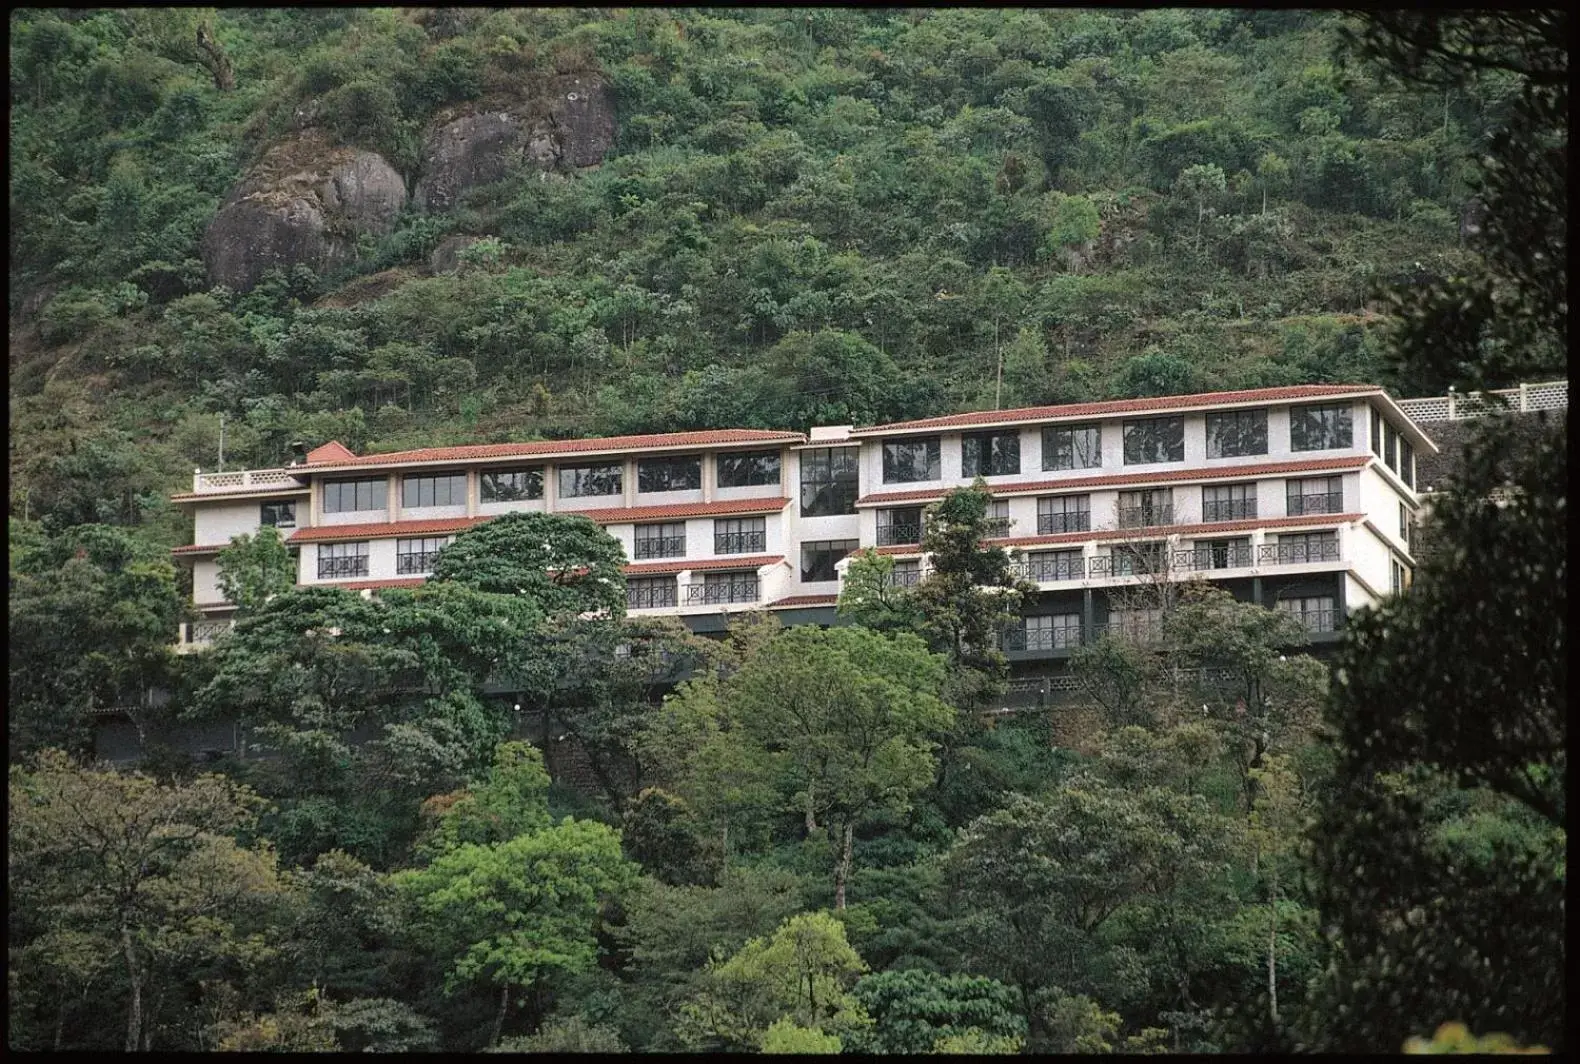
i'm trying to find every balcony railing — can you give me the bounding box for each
[1089,552,1167,577]
[1037,512,1091,535]
[682,577,760,605]
[1117,504,1173,529]
[1001,624,1082,652]
[887,567,923,588]
[1397,379,1567,422]
[715,530,766,554]
[1172,545,1254,571]
[1089,619,1167,644]
[627,583,679,609]
[177,619,236,652]
[192,468,305,493]
[1259,541,1340,565]
[1286,493,1344,517]
[634,536,687,560]
[1202,499,1257,521]
[1015,556,1084,582]
[396,551,444,575]
[1278,608,1340,633]
[983,517,1013,536]
[318,556,370,579]
[876,522,923,546]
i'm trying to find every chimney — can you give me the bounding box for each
[289,440,307,466]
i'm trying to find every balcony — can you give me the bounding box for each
[1117,504,1173,529]
[1088,552,1166,578]
[715,530,766,554]
[1286,493,1343,517]
[1001,624,1081,652]
[1202,499,1257,521]
[177,619,235,653]
[1014,556,1083,582]
[1259,541,1340,565]
[634,536,687,560]
[318,556,370,579]
[1037,512,1091,535]
[682,577,760,605]
[876,522,923,546]
[887,567,924,588]
[1279,608,1340,633]
[191,468,305,493]
[1172,545,1254,571]
[627,583,679,610]
[1088,619,1166,645]
[983,517,1013,536]
[396,551,444,575]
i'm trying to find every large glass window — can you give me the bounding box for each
[876,506,925,546]
[1037,495,1090,534]
[1286,476,1343,516]
[1206,408,1268,458]
[1108,542,1166,577]
[634,522,687,560]
[1278,594,1337,632]
[480,467,543,503]
[260,501,297,528]
[801,539,858,583]
[318,541,369,579]
[1117,488,1173,528]
[889,558,923,588]
[692,571,759,604]
[322,478,386,514]
[715,516,767,554]
[1024,549,1083,581]
[986,498,1012,535]
[558,463,623,498]
[961,430,1021,477]
[637,455,701,493]
[627,576,678,610]
[1015,614,1082,651]
[402,472,467,508]
[1122,416,1185,464]
[1275,531,1340,564]
[799,448,859,517]
[1371,409,1383,456]
[1400,440,1415,489]
[717,449,781,488]
[1108,607,1165,643]
[1383,423,1399,472]
[882,437,941,483]
[1290,402,1353,451]
[396,536,452,574]
[1190,537,1252,570]
[1042,423,1101,471]
[1202,483,1256,521]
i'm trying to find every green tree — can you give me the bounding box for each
[848,969,1027,1054]
[214,525,295,613]
[430,511,629,617]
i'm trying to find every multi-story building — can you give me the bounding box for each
[171,385,1439,663]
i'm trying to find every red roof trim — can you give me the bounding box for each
[169,484,311,502]
[852,385,1378,435]
[570,497,790,523]
[871,512,1364,556]
[302,429,806,470]
[624,554,785,576]
[171,543,228,556]
[300,577,429,591]
[288,517,488,543]
[857,455,1370,507]
[768,593,840,609]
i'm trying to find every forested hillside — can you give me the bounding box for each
[9,7,1503,543]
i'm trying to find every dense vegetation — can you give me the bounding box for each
[8,7,1565,1055]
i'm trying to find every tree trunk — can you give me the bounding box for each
[1267,865,1280,1024]
[490,984,510,1047]
[196,22,235,91]
[833,820,854,910]
[804,787,817,834]
[121,927,143,1053]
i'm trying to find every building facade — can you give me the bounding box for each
[171,384,1439,661]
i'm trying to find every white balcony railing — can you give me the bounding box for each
[177,619,236,652]
[191,468,305,493]
[1396,380,1567,423]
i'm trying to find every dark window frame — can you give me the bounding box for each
[260,501,297,528]
[480,466,544,503]
[633,521,687,560]
[800,538,858,583]
[961,429,1022,478]
[1205,408,1269,459]
[317,541,370,579]
[637,454,702,494]
[1121,416,1185,465]
[1290,402,1354,452]
[558,462,623,498]
[322,477,387,514]
[1036,494,1091,534]
[881,436,942,484]
[716,449,782,488]
[396,535,452,574]
[1042,423,1101,471]
[714,516,767,555]
[799,447,859,517]
[402,472,467,509]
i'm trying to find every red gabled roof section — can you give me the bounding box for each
[301,577,429,591]
[306,441,358,463]
[871,512,1364,556]
[768,594,840,609]
[570,497,790,523]
[856,455,1371,507]
[287,517,489,543]
[852,385,1378,435]
[301,429,805,470]
[624,554,785,576]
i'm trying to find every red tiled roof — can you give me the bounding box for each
[623,554,785,576]
[870,512,1364,556]
[301,429,805,470]
[171,543,228,556]
[768,594,840,609]
[170,483,312,502]
[571,497,790,523]
[288,517,489,543]
[856,455,1371,507]
[306,441,357,463]
[301,577,429,591]
[852,385,1379,435]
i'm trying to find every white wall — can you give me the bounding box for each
[1357,465,1414,556]
[192,558,227,605]
[193,500,275,544]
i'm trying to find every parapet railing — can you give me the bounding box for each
[191,468,305,493]
[1396,380,1566,423]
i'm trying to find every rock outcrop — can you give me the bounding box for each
[201,130,407,293]
[413,73,615,214]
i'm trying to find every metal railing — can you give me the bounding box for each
[634,535,687,560]
[876,522,923,546]
[682,578,759,605]
[1088,619,1167,644]
[396,551,444,575]
[627,583,679,609]
[1001,624,1082,652]
[1037,512,1091,535]
[1015,556,1084,582]
[192,468,305,493]
[1202,499,1257,521]
[1397,380,1567,422]
[1286,492,1344,516]
[887,567,924,588]
[714,530,766,554]
[1172,545,1254,571]
[1117,504,1173,529]
[318,556,369,579]
[1089,552,1167,577]
[1277,608,1340,633]
[983,517,1013,536]
[1260,541,1340,565]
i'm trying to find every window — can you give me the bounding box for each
[1371,409,1383,456]
[1278,594,1337,632]
[1290,402,1353,451]
[1206,408,1268,458]
[1108,607,1165,643]
[1016,614,1082,651]
[318,541,369,579]
[1192,537,1252,570]
[1202,483,1256,521]
[323,478,386,514]
[986,498,1012,534]
[260,501,297,528]
[714,516,766,554]
[1042,423,1101,471]
[1122,416,1185,464]
[1390,559,1409,594]
[799,447,859,517]
[1286,476,1343,516]
[1384,423,1398,472]
[1037,495,1091,534]
[480,467,543,502]
[1400,440,1415,489]
[694,571,759,604]
[717,449,781,488]
[628,576,678,610]
[890,558,923,588]
[402,472,466,508]
[1108,542,1166,576]
[801,539,858,583]
[1399,502,1412,547]
[638,455,701,493]
[634,522,686,560]
[1117,488,1172,528]
[1025,549,1083,581]
[961,430,1021,477]
[396,536,452,574]
[877,506,925,546]
[1275,532,1339,564]
[882,437,941,483]
[558,463,622,498]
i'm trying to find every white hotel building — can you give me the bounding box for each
[172,384,1437,661]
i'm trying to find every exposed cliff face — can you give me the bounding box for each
[201,131,406,293]
[413,73,615,213]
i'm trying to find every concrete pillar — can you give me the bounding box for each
[1082,588,1095,644]
[1252,576,1263,607]
[387,472,399,522]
